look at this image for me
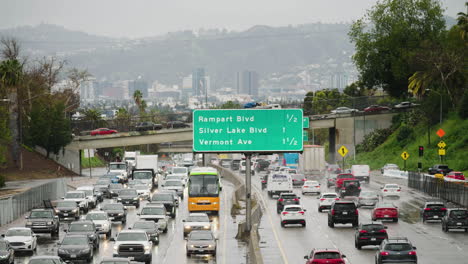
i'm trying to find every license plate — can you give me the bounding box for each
[125,201,130,204]
[198,250,204,252]
[71,255,77,258]
[371,238,376,241]
[63,213,68,216]
[384,215,389,218]
[434,216,438,218]
[129,257,134,260]
[109,217,114,220]
[457,223,462,226]
[343,212,348,215]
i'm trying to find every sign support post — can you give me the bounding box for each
[245,153,252,233]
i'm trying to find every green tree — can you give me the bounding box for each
[83,109,104,129]
[218,101,241,109]
[133,90,147,115]
[303,91,314,115]
[349,0,445,97]
[458,90,468,119]
[456,3,468,41]
[343,82,366,97]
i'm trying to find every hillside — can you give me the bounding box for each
[353,115,468,173]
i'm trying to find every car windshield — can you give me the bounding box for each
[125,157,135,161]
[187,215,209,222]
[28,259,61,264]
[385,243,412,251]
[141,207,165,215]
[165,181,183,187]
[166,176,182,181]
[61,236,88,246]
[333,203,355,210]
[78,190,93,196]
[173,168,187,174]
[65,192,84,199]
[152,194,173,201]
[426,204,445,209]
[344,181,360,187]
[6,229,31,236]
[119,189,137,196]
[362,224,385,231]
[360,191,377,197]
[189,232,213,240]
[56,201,77,208]
[86,213,107,220]
[109,184,123,190]
[322,194,337,198]
[305,181,318,185]
[438,165,449,169]
[133,172,152,180]
[188,175,219,197]
[450,210,468,218]
[0,241,7,250]
[281,194,297,199]
[30,211,53,218]
[385,184,399,189]
[109,164,126,170]
[134,222,155,229]
[69,223,94,232]
[102,204,123,210]
[117,232,147,241]
[338,174,353,178]
[314,252,341,259]
[285,207,302,212]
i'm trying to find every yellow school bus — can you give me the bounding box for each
[188,167,220,214]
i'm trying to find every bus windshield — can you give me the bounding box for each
[189,174,219,197]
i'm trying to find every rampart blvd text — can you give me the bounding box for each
[197,115,254,124]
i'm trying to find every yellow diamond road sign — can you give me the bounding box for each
[438,149,446,156]
[437,141,446,149]
[401,151,409,160]
[338,145,349,157]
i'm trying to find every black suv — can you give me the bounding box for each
[117,188,140,208]
[109,183,124,198]
[421,201,446,222]
[55,200,81,221]
[66,221,99,249]
[149,192,177,218]
[354,222,388,249]
[428,164,452,175]
[58,234,94,262]
[375,237,417,264]
[101,203,127,224]
[340,180,361,198]
[135,122,163,132]
[25,208,59,237]
[328,200,359,228]
[276,193,300,213]
[166,121,190,129]
[442,208,468,232]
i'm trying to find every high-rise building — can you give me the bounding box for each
[236,71,259,96]
[192,68,206,96]
[129,78,149,98]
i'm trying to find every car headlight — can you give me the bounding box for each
[133,197,138,200]
[26,221,32,225]
[58,248,66,254]
[47,221,53,225]
[144,245,150,251]
[113,245,118,250]
[81,248,90,254]
[55,209,60,213]
[89,234,96,239]
[72,209,78,213]
[118,213,123,216]
[213,202,218,205]
[0,254,9,259]
[117,198,122,200]
[190,202,196,205]
[190,245,195,248]
[208,244,214,248]
[184,226,191,230]
[203,225,210,229]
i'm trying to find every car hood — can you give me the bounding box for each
[64,198,84,203]
[104,209,124,214]
[90,220,109,225]
[5,236,32,243]
[27,217,53,222]
[56,206,78,210]
[140,214,166,219]
[68,231,95,236]
[118,195,138,199]
[163,186,183,191]
[187,240,215,247]
[59,245,89,251]
[151,200,172,205]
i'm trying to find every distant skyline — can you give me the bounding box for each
[0,0,464,38]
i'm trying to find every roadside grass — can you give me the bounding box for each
[81,153,106,168]
[352,114,468,174]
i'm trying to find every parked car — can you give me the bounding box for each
[441,208,468,232]
[280,205,306,227]
[445,171,465,181]
[421,201,446,222]
[317,193,339,212]
[166,121,190,129]
[372,203,399,222]
[375,237,417,264]
[428,164,452,175]
[185,230,217,257]
[304,248,346,264]
[0,240,14,264]
[394,101,419,109]
[364,105,391,113]
[90,128,117,136]
[57,234,93,262]
[331,107,358,114]
[135,122,163,131]
[25,208,59,238]
[1,227,37,253]
[354,222,388,250]
[381,163,399,174]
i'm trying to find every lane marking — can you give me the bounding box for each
[252,182,289,264]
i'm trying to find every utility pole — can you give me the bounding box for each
[245,153,252,233]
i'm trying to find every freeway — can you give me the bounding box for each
[1,177,246,264]
[254,170,468,264]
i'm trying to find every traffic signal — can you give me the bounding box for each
[418,146,424,157]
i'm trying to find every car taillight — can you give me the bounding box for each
[292,179,297,181]
[335,198,340,200]
[355,209,359,215]
[320,198,326,201]
[278,198,284,202]
[331,210,335,215]
[383,189,388,192]
[441,208,447,211]
[359,230,368,233]
[302,179,307,181]
[282,212,289,215]
[409,251,417,255]
[397,189,401,192]
[299,211,305,215]
[358,187,361,190]
[424,208,431,211]
[378,229,387,233]
[261,181,266,183]
[380,251,389,256]
[341,187,346,190]
[293,198,299,201]
[304,186,309,188]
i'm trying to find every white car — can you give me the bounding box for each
[111,229,152,263]
[63,191,89,213]
[77,186,98,208]
[85,211,112,238]
[381,184,401,197]
[161,180,185,199]
[138,205,169,233]
[183,213,212,237]
[302,180,321,195]
[134,184,151,199]
[2,227,37,253]
[317,193,339,212]
[108,162,128,182]
[280,205,306,227]
[331,107,358,114]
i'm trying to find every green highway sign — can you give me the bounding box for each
[303,117,309,129]
[303,131,309,142]
[193,109,304,152]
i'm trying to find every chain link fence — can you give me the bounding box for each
[0,178,68,226]
[408,172,468,207]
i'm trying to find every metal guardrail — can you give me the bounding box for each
[408,172,468,207]
[0,178,68,226]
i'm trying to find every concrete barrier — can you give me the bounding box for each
[383,169,408,179]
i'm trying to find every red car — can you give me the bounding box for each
[372,203,399,222]
[364,105,391,113]
[90,128,118,136]
[304,248,346,264]
[335,173,355,189]
[445,171,465,181]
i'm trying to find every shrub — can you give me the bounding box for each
[356,128,393,153]
[396,126,413,147]
[0,174,5,188]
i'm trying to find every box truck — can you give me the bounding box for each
[298,145,325,175]
[133,155,159,188]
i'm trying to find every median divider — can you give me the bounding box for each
[211,164,264,264]
[383,169,409,179]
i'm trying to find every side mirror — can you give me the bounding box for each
[182,220,185,222]
[384,226,388,229]
[137,213,140,216]
[304,256,309,260]
[57,242,61,246]
[316,197,320,199]
[0,234,4,237]
[63,229,68,232]
[413,246,417,250]
[128,227,132,229]
[61,197,64,199]
[342,254,346,258]
[161,185,165,187]
[380,187,383,189]
[25,216,29,219]
[210,220,213,222]
[298,197,301,199]
[109,237,115,241]
[303,209,307,212]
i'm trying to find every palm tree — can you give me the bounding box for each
[115,108,130,131]
[457,3,468,41]
[83,109,103,130]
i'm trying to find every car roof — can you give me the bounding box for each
[189,212,209,217]
[77,186,94,190]
[63,234,89,239]
[8,227,31,231]
[334,200,355,204]
[67,190,85,194]
[312,248,341,253]
[361,222,385,226]
[376,203,397,208]
[143,204,165,208]
[321,192,338,196]
[119,229,146,234]
[283,204,303,209]
[189,230,212,235]
[87,210,107,214]
[29,256,62,260]
[100,257,130,262]
[386,237,411,243]
[70,220,94,225]
[31,208,53,211]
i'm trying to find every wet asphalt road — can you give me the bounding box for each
[7,178,246,264]
[254,171,468,264]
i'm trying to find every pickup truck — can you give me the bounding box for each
[428,164,452,176]
[334,173,356,190]
[112,230,152,264]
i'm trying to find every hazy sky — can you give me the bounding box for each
[0,0,464,38]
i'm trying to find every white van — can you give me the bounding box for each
[267,174,293,197]
[351,165,370,183]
